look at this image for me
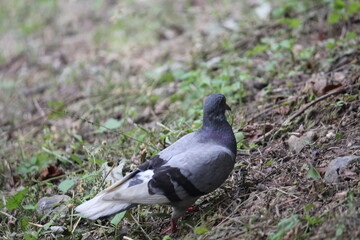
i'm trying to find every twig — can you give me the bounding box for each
[123,237,135,240]
[33,98,46,117]
[33,168,86,184]
[93,223,112,229]
[0,94,85,137]
[248,105,279,123]
[254,84,351,143]
[0,211,16,219]
[71,217,81,234]
[28,222,44,228]
[131,213,152,240]
[0,115,44,137]
[270,187,299,199]
[282,86,346,126]
[248,96,303,122]
[100,164,116,189]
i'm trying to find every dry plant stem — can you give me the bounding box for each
[131,213,152,240]
[254,84,351,143]
[33,168,86,184]
[0,114,44,138]
[123,237,135,240]
[93,223,112,229]
[100,164,116,189]
[71,217,81,234]
[281,86,346,126]
[0,211,15,219]
[28,222,44,228]
[0,94,85,137]
[248,96,303,122]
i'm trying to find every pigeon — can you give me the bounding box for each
[75,93,237,233]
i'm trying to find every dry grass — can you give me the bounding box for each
[1,0,359,239]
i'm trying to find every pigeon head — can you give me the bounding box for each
[202,93,232,130]
[201,93,236,153]
[203,93,231,117]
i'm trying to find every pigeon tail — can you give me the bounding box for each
[75,192,133,220]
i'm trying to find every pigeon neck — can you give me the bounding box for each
[202,112,228,130]
[201,112,237,155]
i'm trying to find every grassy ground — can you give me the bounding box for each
[1,0,359,239]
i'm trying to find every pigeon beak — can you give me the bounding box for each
[225,104,231,111]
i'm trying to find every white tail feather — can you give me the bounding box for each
[75,192,131,220]
[75,169,169,220]
[102,181,170,204]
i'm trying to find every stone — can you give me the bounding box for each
[50,226,66,234]
[288,131,316,153]
[36,195,71,215]
[324,156,360,183]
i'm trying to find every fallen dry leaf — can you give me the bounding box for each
[8,175,21,189]
[316,167,328,176]
[38,164,64,180]
[334,191,348,200]
[241,124,273,140]
[304,74,343,96]
[272,105,290,115]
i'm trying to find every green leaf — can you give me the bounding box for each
[73,134,83,142]
[23,204,36,210]
[246,44,269,56]
[234,162,244,167]
[345,32,357,40]
[234,132,244,140]
[47,100,66,119]
[348,2,360,14]
[277,18,301,28]
[48,100,65,108]
[58,178,75,192]
[194,227,209,234]
[70,154,83,165]
[334,0,345,10]
[104,118,121,129]
[307,165,321,179]
[336,224,345,237]
[6,187,29,210]
[110,212,126,226]
[304,203,315,212]
[279,39,295,50]
[335,133,344,139]
[94,159,107,165]
[268,215,300,240]
[325,39,337,49]
[80,171,99,180]
[303,215,322,225]
[21,217,30,231]
[24,233,37,240]
[95,118,122,133]
[249,143,258,149]
[328,13,340,24]
[42,148,72,164]
[0,82,15,89]
[235,132,244,143]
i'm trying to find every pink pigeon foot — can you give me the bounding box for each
[163,218,179,234]
[186,205,199,212]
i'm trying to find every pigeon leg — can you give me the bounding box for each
[186,205,199,212]
[163,218,179,234]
